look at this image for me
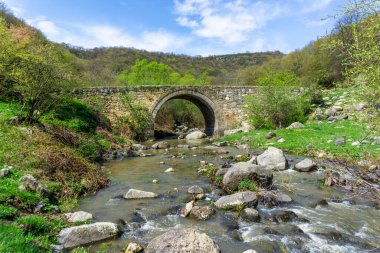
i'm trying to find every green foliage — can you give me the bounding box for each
[257,70,299,87]
[0,204,19,219]
[0,17,76,123]
[116,59,210,86]
[16,215,54,235]
[155,99,205,132]
[219,118,379,162]
[0,223,41,253]
[326,0,380,131]
[238,179,256,192]
[41,99,107,132]
[245,85,310,129]
[120,94,153,141]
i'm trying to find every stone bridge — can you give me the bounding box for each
[74,86,258,137]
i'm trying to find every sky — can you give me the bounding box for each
[2,0,346,56]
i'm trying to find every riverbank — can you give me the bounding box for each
[0,99,129,252]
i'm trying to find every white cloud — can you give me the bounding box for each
[174,0,282,44]
[2,0,24,16]
[27,17,60,36]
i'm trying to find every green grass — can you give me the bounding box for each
[220,120,379,162]
[0,205,19,219]
[0,99,25,122]
[0,223,42,253]
[238,179,256,192]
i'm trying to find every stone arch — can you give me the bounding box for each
[151,89,219,136]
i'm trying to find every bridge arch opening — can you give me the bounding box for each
[152,90,218,138]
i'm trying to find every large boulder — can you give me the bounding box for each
[145,229,220,253]
[294,158,317,172]
[123,189,158,199]
[64,211,93,222]
[18,174,50,196]
[257,147,288,171]
[57,222,119,249]
[223,162,273,191]
[186,131,206,140]
[214,191,258,210]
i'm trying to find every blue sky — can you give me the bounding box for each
[2,0,346,56]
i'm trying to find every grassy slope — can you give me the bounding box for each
[0,99,126,252]
[219,87,380,163]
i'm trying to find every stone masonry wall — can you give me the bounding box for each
[74,86,258,136]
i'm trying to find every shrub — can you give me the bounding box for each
[17,215,53,235]
[36,146,109,199]
[0,205,19,219]
[0,223,41,253]
[238,179,256,192]
[41,99,110,132]
[119,94,153,141]
[245,86,309,129]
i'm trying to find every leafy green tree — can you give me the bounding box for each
[116,59,210,86]
[0,18,74,122]
[326,0,380,130]
[256,70,299,87]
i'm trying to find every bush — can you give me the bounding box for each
[16,215,53,235]
[41,99,110,132]
[0,205,19,219]
[119,94,153,141]
[0,223,41,253]
[238,179,256,192]
[245,86,309,129]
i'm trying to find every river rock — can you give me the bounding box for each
[325,108,337,117]
[224,129,242,136]
[123,189,158,199]
[57,222,119,250]
[223,162,273,191]
[145,229,220,253]
[64,211,93,222]
[186,131,206,140]
[258,191,292,208]
[125,242,143,253]
[132,144,148,150]
[151,141,169,149]
[213,141,228,147]
[265,132,276,139]
[0,168,10,178]
[257,147,288,171]
[267,210,300,223]
[335,136,345,146]
[240,208,259,222]
[183,201,194,217]
[215,167,229,176]
[165,167,174,173]
[191,206,215,220]
[18,174,50,196]
[188,185,204,194]
[294,158,317,172]
[286,122,304,129]
[214,191,258,210]
[354,102,366,111]
[243,250,258,253]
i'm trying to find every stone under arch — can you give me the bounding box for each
[151,89,219,136]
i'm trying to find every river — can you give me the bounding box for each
[78,139,380,253]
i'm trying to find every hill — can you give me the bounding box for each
[65,45,283,86]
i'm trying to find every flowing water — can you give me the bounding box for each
[78,139,380,253]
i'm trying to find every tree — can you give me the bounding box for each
[326,0,380,130]
[0,18,74,122]
[116,59,211,86]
